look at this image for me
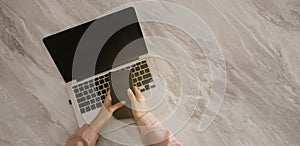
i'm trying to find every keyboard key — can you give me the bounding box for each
[77,97,86,103]
[142,60,146,64]
[88,89,93,93]
[104,83,109,88]
[97,91,101,95]
[72,85,78,89]
[79,101,90,108]
[137,62,141,65]
[83,81,88,85]
[80,108,85,114]
[89,80,93,83]
[91,93,96,98]
[125,66,131,70]
[100,79,104,84]
[78,83,83,87]
[90,99,95,104]
[95,82,99,86]
[137,82,142,87]
[79,87,84,91]
[138,76,142,81]
[145,84,150,90]
[99,85,104,90]
[89,83,95,88]
[145,68,150,73]
[93,87,97,92]
[141,89,145,92]
[143,73,151,79]
[140,70,145,75]
[83,91,88,95]
[84,85,89,89]
[85,106,91,112]
[105,77,109,82]
[96,102,102,108]
[134,72,139,77]
[101,95,106,100]
[96,97,100,102]
[133,78,137,83]
[142,78,152,85]
[75,93,83,98]
[150,85,156,88]
[86,95,91,100]
[91,104,96,110]
[74,88,79,93]
[101,90,106,95]
[135,67,140,71]
[141,64,148,69]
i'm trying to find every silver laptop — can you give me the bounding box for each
[43,7,156,126]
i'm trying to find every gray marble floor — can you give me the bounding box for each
[0,0,299,146]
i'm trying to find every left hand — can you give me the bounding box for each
[90,89,125,132]
[103,89,126,114]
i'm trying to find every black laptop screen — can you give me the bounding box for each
[43,7,148,82]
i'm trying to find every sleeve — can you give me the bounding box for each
[137,113,183,146]
[66,124,99,146]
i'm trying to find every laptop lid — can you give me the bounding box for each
[43,7,148,83]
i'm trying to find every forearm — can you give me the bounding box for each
[90,109,111,132]
[66,124,99,146]
[66,91,125,146]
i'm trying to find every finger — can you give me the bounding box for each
[104,92,112,106]
[133,86,143,100]
[127,88,136,102]
[107,89,111,96]
[110,101,126,112]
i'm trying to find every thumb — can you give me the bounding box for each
[127,88,136,102]
[110,101,126,112]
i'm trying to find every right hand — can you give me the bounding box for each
[127,87,148,121]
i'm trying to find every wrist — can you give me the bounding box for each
[134,112,148,121]
[90,109,112,132]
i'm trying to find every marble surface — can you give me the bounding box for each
[0,0,299,145]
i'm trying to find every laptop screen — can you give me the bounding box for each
[43,7,148,82]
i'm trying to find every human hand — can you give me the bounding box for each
[102,89,126,114]
[127,87,148,121]
[90,89,125,132]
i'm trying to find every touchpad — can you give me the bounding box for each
[109,70,133,119]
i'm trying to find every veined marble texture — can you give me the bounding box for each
[0,0,299,146]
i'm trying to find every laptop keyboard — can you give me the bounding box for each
[130,60,156,92]
[72,60,155,114]
[72,74,110,114]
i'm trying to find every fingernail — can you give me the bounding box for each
[127,88,132,93]
[121,100,126,104]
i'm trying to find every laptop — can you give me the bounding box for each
[42,7,156,126]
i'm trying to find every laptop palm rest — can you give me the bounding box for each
[109,70,134,119]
